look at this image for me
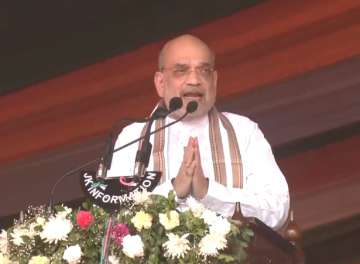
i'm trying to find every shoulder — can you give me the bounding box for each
[221,112,258,130]
[220,112,264,145]
[121,121,146,134]
[220,112,272,152]
[114,121,146,148]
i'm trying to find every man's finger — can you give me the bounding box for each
[183,137,195,166]
[193,138,205,176]
[186,159,196,176]
[193,138,202,164]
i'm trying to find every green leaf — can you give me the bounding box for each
[217,253,236,262]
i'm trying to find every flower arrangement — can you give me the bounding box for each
[0,191,253,264]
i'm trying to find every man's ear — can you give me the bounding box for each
[213,70,218,88]
[154,71,164,97]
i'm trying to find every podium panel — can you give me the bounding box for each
[246,218,305,264]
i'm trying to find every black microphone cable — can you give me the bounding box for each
[48,100,197,211]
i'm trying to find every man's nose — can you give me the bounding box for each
[185,69,201,85]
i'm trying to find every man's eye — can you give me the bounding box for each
[200,67,212,75]
[173,68,188,74]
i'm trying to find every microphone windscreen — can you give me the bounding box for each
[186,101,198,113]
[152,106,168,119]
[169,97,183,112]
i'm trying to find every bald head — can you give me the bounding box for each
[158,34,215,70]
[154,34,218,120]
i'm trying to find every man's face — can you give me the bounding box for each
[154,39,217,119]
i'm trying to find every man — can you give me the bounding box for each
[108,34,289,230]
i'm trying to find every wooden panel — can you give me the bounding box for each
[0,0,359,164]
[280,134,360,196]
[0,0,261,94]
[221,57,360,146]
[0,137,105,217]
[197,0,360,96]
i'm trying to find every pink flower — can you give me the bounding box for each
[76,211,94,229]
[111,224,130,246]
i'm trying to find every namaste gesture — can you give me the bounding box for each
[172,136,209,199]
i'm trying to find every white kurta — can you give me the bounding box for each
[107,112,289,230]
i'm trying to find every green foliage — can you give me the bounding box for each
[2,192,253,263]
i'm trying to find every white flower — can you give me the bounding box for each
[63,244,82,264]
[122,235,144,259]
[108,255,119,264]
[40,215,73,243]
[29,222,41,237]
[187,197,205,217]
[0,230,8,254]
[10,227,29,246]
[201,209,218,225]
[0,253,12,264]
[163,233,190,259]
[56,206,72,219]
[209,217,231,236]
[133,190,151,205]
[159,210,180,230]
[199,233,227,257]
[36,217,46,226]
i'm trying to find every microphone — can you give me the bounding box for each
[49,112,141,210]
[133,97,183,178]
[119,97,183,123]
[48,99,194,211]
[97,97,183,179]
[169,97,183,112]
[186,100,198,113]
[153,97,183,119]
[112,100,198,155]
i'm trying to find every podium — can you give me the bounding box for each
[246,217,305,264]
[232,203,305,264]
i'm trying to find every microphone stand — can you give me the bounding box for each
[48,100,197,211]
[133,114,156,178]
[101,97,181,177]
[112,110,191,154]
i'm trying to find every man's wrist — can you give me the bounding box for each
[171,177,191,199]
[192,176,209,199]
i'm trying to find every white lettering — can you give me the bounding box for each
[95,191,104,199]
[138,185,146,192]
[84,172,93,179]
[102,195,111,203]
[84,177,93,187]
[146,172,156,180]
[142,179,152,188]
[89,188,99,197]
[118,194,132,203]
[110,196,118,204]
